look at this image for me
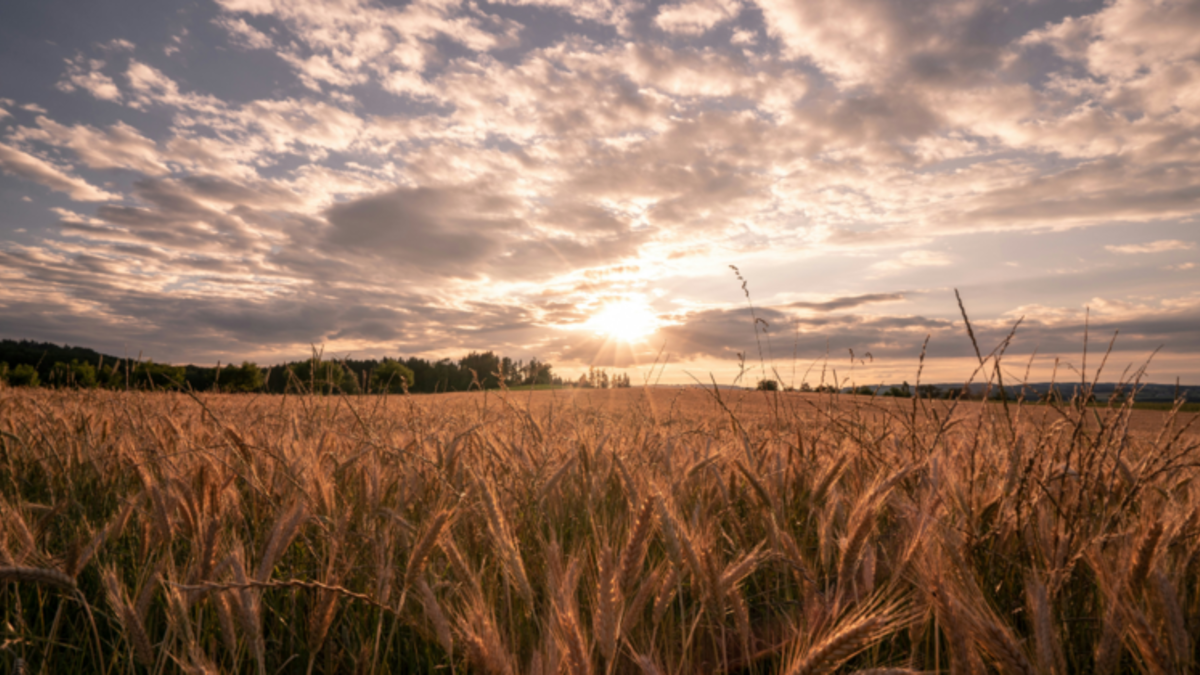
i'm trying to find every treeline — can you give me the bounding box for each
[0,339,572,394]
[576,366,632,389]
[755,377,1196,403]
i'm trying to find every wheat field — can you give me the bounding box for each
[1,384,1198,674]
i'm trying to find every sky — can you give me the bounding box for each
[0,0,1198,387]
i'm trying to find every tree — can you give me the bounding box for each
[292,359,359,394]
[10,364,40,387]
[756,378,779,391]
[50,360,97,388]
[371,359,416,394]
[525,357,553,386]
[221,362,264,392]
[916,384,940,399]
[131,361,186,389]
[459,351,501,390]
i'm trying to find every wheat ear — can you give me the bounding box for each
[0,565,75,590]
[254,499,307,582]
[1025,573,1061,675]
[1150,569,1191,671]
[653,564,680,625]
[618,495,656,593]
[787,615,882,675]
[594,543,620,663]
[399,508,453,610]
[417,577,453,655]
[306,588,339,657]
[838,505,876,594]
[102,567,155,667]
[966,610,1035,675]
[1128,521,1164,593]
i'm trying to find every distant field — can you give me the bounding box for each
[1123,400,1200,413]
[2,385,1198,673]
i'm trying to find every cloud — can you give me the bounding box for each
[56,56,122,101]
[12,117,169,176]
[1106,240,1195,255]
[6,0,1200,375]
[0,142,120,201]
[652,305,960,363]
[788,293,906,312]
[213,15,274,50]
[100,38,136,51]
[324,184,519,274]
[751,0,1013,87]
[215,0,510,94]
[655,0,741,35]
[873,250,951,272]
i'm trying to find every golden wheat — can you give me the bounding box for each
[0,383,1196,673]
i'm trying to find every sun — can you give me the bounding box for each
[587,300,659,342]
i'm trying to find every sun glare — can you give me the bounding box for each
[587,300,659,342]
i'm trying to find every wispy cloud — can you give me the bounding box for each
[1106,240,1195,254]
[873,251,952,272]
[0,143,119,201]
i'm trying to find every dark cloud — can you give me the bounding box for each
[324,184,519,274]
[788,292,905,311]
[656,306,959,361]
[179,175,299,208]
